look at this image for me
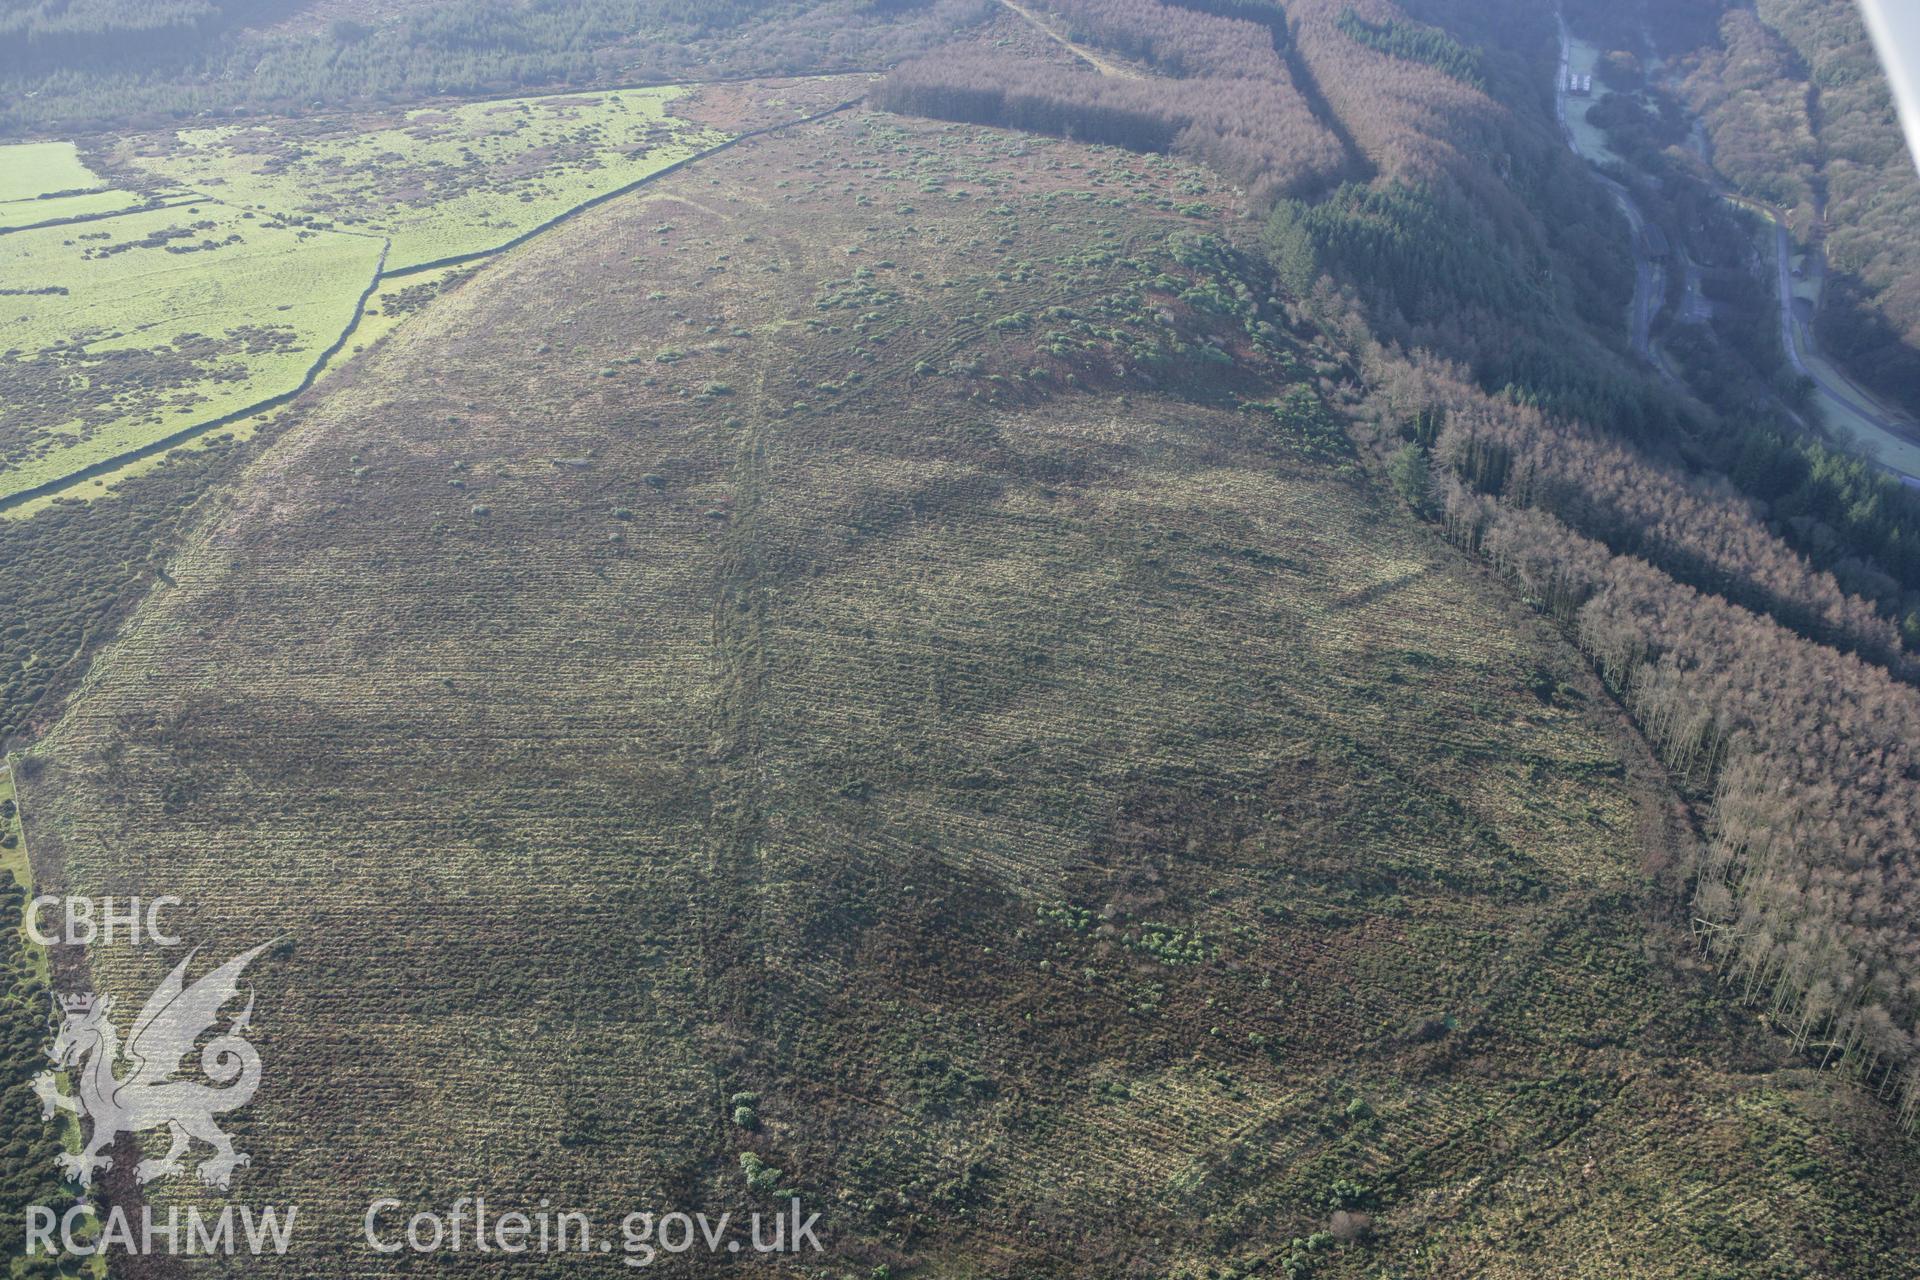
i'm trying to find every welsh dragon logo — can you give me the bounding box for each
[33,942,274,1190]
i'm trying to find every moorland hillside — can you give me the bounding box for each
[19,106,1920,1278]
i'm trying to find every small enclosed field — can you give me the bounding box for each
[0,141,104,202]
[0,203,386,502]
[0,140,169,231]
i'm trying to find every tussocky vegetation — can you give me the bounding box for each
[0,190,388,503]
[22,108,1920,1276]
[119,86,727,272]
[6,0,1920,1276]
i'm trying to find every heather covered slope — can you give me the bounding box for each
[19,113,1920,1277]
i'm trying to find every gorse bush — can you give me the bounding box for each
[0,874,79,1264]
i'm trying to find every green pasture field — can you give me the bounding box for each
[0,265,476,520]
[0,203,386,502]
[0,140,157,230]
[126,86,726,272]
[0,141,104,202]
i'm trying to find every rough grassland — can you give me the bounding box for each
[20,115,1920,1278]
[121,86,726,272]
[0,204,385,501]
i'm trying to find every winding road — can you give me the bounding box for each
[1745,201,1920,479]
[1556,11,1920,482]
[996,0,1142,77]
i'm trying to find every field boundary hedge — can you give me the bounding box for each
[0,238,390,513]
[383,95,865,278]
[0,195,197,239]
[2,95,867,510]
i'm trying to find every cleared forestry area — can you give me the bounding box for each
[17,112,1920,1278]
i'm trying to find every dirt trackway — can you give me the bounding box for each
[996,0,1143,78]
[1556,5,1920,481]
